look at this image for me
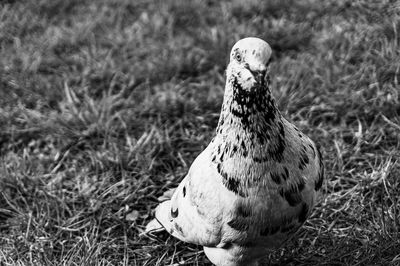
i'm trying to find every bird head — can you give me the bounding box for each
[227,37,272,89]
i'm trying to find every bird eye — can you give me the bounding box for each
[235,52,242,62]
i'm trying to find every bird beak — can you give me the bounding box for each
[246,66,267,85]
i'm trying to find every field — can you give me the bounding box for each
[0,0,400,265]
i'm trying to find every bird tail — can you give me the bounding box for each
[144,187,176,234]
[144,200,172,234]
[144,217,164,233]
[153,200,187,242]
[144,201,172,234]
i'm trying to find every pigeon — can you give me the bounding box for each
[146,37,324,266]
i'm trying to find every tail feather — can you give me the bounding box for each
[157,188,176,202]
[154,200,187,242]
[144,218,165,233]
[144,201,174,235]
[144,188,176,234]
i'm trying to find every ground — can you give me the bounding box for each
[0,0,399,265]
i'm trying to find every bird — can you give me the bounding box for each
[145,37,324,266]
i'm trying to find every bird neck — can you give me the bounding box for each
[215,75,282,144]
[211,75,287,196]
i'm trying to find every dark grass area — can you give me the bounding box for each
[0,0,400,265]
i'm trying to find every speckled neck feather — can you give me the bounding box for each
[212,74,287,196]
[218,75,280,141]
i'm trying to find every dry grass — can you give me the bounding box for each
[0,0,399,265]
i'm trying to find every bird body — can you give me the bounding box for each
[148,37,324,266]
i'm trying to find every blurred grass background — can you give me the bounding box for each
[0,0,400,265]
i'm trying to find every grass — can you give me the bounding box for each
[0,0,399,265]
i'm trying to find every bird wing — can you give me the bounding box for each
[207,123,324,249]
[155,142,236,247]
[154,123,324,249]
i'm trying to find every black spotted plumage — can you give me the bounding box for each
[279,180,305,206]
[231,144,238,156]
[240,140,248,157]
[309,143,316,158]
[228,76,280,148]
[217,164,238,194]
[218,115,225,128]
[236,204,251,217]
[171,207,179,218]
[219,149,225,161]
[270,172,281,184]
[175,223,185,235]
[222,175,248,197]
[298,146,309,170]
[282,167,289,181]
[149,37,323,266]
[225,177,240,193]
[252,154,269,163]
[314,147,324,191]
[270,167,289,185]
[266,122,286,162]
[315,171,324,191]
[298,202,309,223]
[228,218,249,231]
